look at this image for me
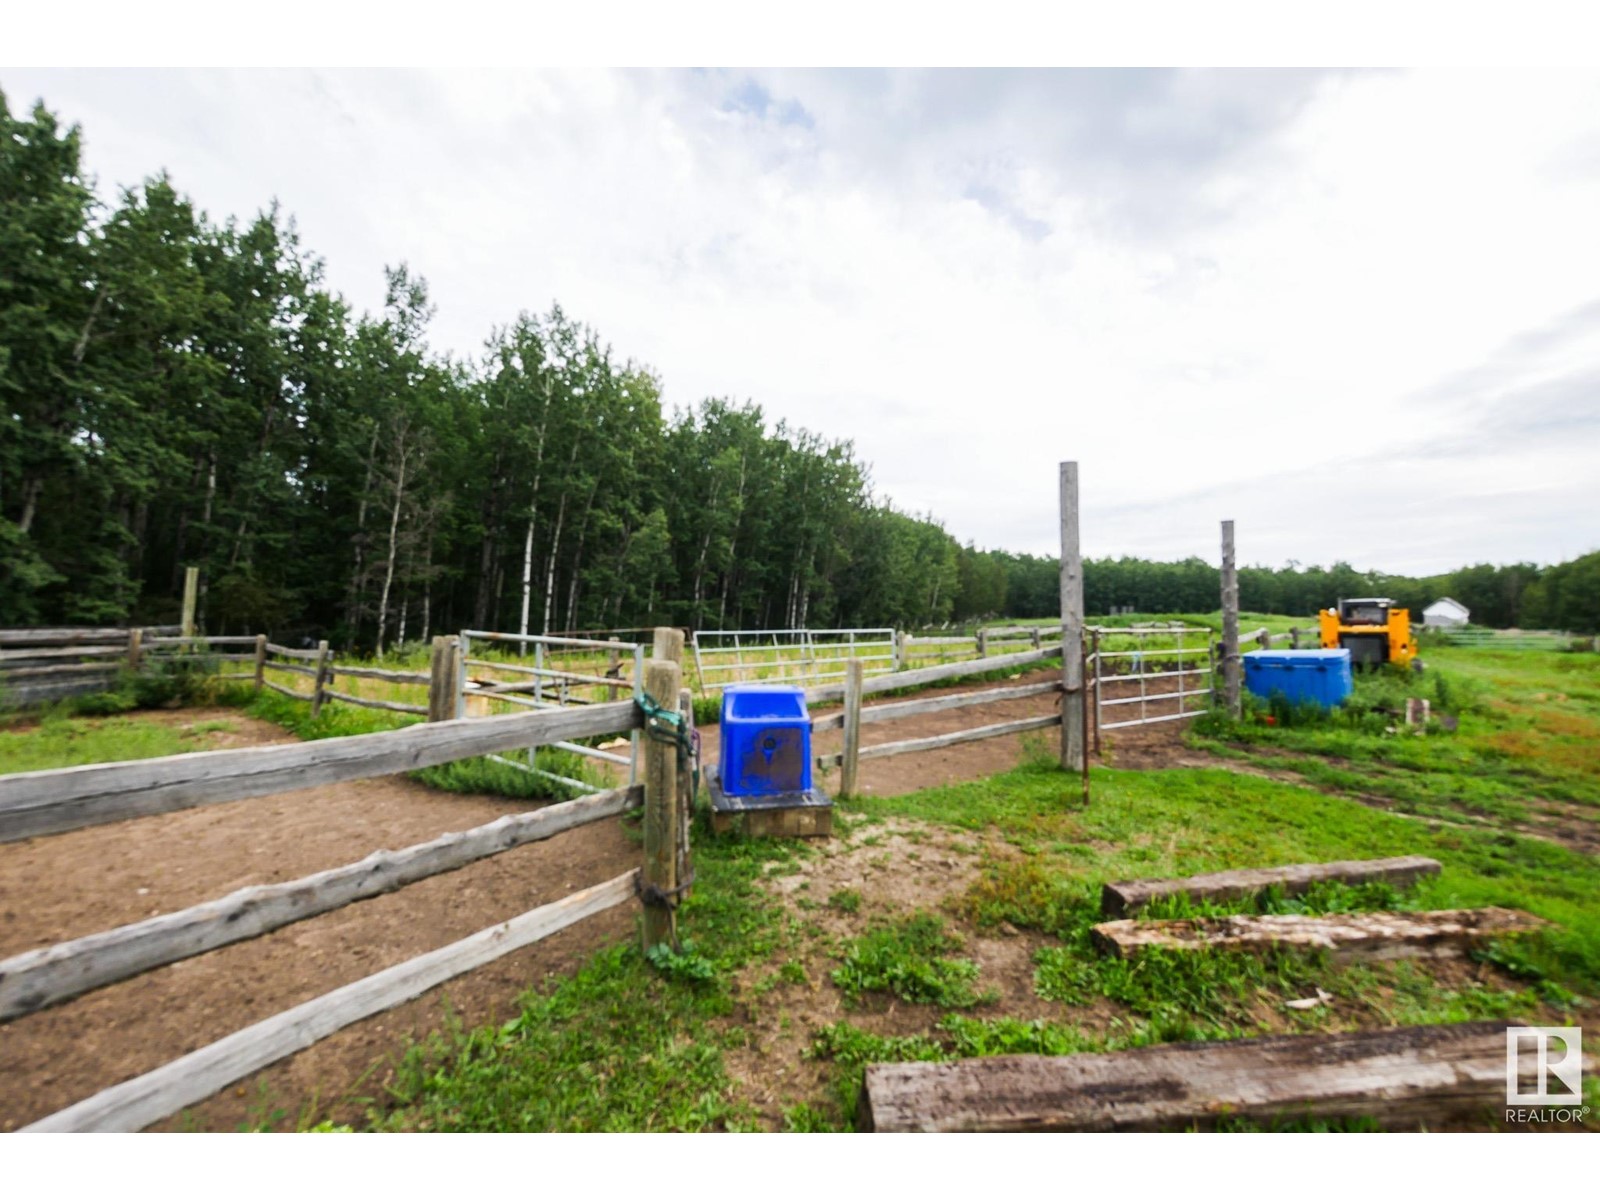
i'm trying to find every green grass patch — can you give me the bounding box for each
[0,708,240,774]
[830,912,994,1009]
[234,688,601,802]
[371,823,800,1132]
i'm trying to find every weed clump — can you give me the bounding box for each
[831,913,992,1008]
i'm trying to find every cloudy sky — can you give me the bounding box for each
[5,67,1599,574]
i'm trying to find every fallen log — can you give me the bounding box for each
[859,1021,1588,1132]
[1091,907,1546,962]
[1100,856,1442,918]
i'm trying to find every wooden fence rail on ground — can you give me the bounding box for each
[1091,907,1546,962]
[1100,856,1443,917]
[860,1022,1583,1132]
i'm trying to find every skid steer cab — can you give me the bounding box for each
[1318,598,1421,672]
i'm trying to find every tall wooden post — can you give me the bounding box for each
[1221,520,1241,719]
[976,628,989,658]
[642,656,681,953]
[126,628,144,674]
[252,634,267,692]
[180,567,199,640]
[653,626,685,666]
[607,637,622,702]
[1031,627,1042,651]
[896,631,909,670]
[309,639,331,719]
[841,658,864,798]
[427,636,448,722]
[1059,462,1085,772]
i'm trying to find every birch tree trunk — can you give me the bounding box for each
[375,441,409,657]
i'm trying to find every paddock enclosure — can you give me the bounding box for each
[7,460,1579,1133]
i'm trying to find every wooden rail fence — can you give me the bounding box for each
[810,642,1066,790]
[0,631,695,1132]
[1,625,186,706]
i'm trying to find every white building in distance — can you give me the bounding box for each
[1423,597,1471,627]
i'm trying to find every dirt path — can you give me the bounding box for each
[0,679,1200,1132]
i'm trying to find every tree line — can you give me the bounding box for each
[4,93,1594,646]
[953,551,1598,634]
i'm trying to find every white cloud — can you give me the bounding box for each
[4,67,1598,574]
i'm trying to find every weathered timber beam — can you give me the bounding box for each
[1091,907,1546,962]
[859,1021,1590,1132]
[1100,856,1443,918]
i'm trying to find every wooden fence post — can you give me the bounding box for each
[127,628,143,674]
[642,656,682,953]
[180,568,199,641]
[1221,520,1241,719]
[841,658,864,798]
[607,637,622,702]
[1059,462,1085,772]
[897,631,909,670]
[653,626,685,666]
[977,628,989,658]
[252,635,267,692]
[427,636,448,722]
[309,640,330,719]
[1031,628,1042,651]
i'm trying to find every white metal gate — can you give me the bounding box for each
[1086,624,1215,748]
[692,627,898,692]
[455,629,646,794]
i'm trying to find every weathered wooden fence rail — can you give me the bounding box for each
[0,784,642,1020]
[0,625,182,705]
[811,643,1065,788]
[0,698,641,843]
[1,632,693,1133]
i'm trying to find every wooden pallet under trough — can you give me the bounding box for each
[860,1021,1590,1132]
[1099,855,1442,918]
[1091,907,1547,963]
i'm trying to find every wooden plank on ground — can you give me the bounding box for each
[0,699,642,843]
[21,870,639,1132]
[860,1021,1589,1132]
[1100,856,1443,917]
[0,785,641,1020]
[1091,907,1546,962]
